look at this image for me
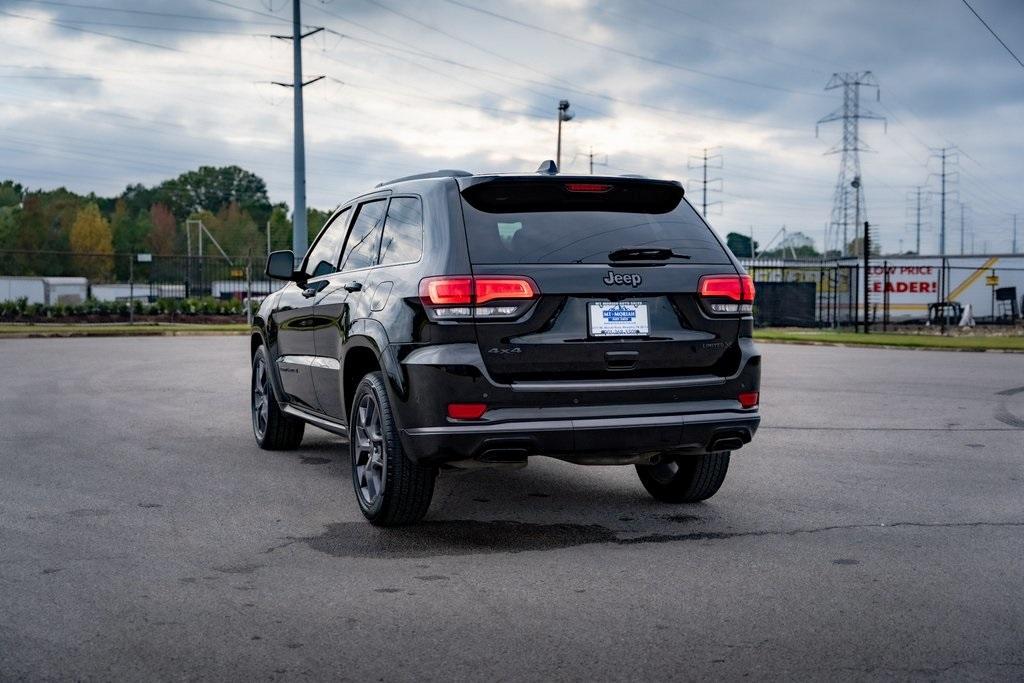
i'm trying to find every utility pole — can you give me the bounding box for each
[959,203,966,255]
[272,3,324,263]
[579,146,607,174]
[817,72,885,257]
[589,147,606,174]
[928,146,958,257]
[687,147,722,217]
[1013,213,1018,254]
[555,100,573,170]
[906,186,925,254]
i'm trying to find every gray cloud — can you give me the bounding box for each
[1,0,1021,253]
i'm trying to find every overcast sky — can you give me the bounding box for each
[1,0,1021,254]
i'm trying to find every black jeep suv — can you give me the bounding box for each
[251,163,760,525]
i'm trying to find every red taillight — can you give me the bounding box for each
[698,275,754,302]
[419,277,473,305]
[419,276,538,311]
[738,391,759,409]
[447,403,487,420]
[698,275,754,315]
[565,183,612,193]
[474,277,536,304]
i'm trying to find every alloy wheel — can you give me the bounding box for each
[252,356,269,440]
[354,393,386,506]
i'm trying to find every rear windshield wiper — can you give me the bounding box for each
[607,246,691,262]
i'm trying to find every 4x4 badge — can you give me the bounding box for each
[603,271,642,287]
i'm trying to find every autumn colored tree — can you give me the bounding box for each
[69,203,114,281]
[148,203,177,256]
[203,201,261,257]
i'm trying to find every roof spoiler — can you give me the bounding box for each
[375,169,472,188]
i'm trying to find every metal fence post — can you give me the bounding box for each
[129,254,134,325]
[245,252,253,327]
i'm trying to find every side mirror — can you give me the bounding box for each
[266,250,301,281]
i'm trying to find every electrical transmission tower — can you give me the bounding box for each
[817,72,885,257]
[272,2,324,262]
[687,147,722,217]
[927,146,958,256]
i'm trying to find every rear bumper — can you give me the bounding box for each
[388,337,761,464]
[401,409,759,464]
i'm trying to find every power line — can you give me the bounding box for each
[20,0,283,24]
[301,7,810,133]
[960,0,1024,70]
[440,0,828,98]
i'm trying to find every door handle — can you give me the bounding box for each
[343,281,363,292]
[301,281,328,298]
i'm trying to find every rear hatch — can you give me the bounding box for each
[454,176,748,383]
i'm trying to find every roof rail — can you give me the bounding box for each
[375,169,473,188]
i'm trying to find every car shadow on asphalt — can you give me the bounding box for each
[274,433,712,558]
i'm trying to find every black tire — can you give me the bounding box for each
[636,451,730,503]
[251,345,304,450]
[350,371,436,526]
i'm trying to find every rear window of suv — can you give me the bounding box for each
[459,179,730,265]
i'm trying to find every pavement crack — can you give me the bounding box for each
[614,520,1024,546]
[262,538,299,554]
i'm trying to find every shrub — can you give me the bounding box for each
[0,296,246,320]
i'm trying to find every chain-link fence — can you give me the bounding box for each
[3,250,1021,328]
[0,249,281,304]
[743,258,1024,328]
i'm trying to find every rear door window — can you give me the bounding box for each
[338,199,387,272]
[460,180,729,265]
[378,196,423,266]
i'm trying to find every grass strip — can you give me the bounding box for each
[0,323,250,338]
[755,329,1024,351]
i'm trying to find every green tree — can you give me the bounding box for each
[267,204,291,257]
[0,180,23,209]
[726,232,758,258]
[111,199,151,254]
[69,203,114,281]
[0,205,21,251]
[158,166,272,225]
[199,202,261,258]
[307,207,332,247]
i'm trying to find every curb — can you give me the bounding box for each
[756,338,1024,354]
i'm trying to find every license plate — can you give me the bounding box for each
[589,301,649,337]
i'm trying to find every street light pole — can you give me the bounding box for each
[556,100,573,170]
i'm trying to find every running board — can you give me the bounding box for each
[281,405,349,439]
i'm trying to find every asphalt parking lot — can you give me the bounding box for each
[1,336,1022,680]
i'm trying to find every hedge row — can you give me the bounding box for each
[0,297,249,319]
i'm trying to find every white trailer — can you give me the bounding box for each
[0,276,88,305]
[42,277,88,304]
[0,277,47,305]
